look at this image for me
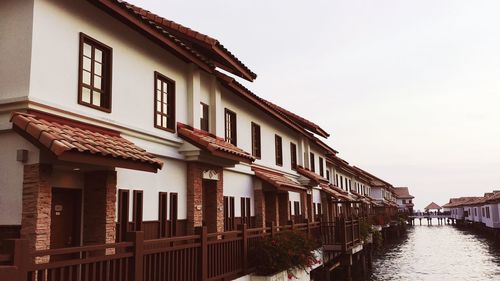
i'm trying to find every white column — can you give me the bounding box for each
[187,64,201,129]
[210,76,224,137]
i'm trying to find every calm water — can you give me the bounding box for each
[368,221,500,281]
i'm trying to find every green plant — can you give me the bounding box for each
[251,231,320,276]
[359,220,373,241]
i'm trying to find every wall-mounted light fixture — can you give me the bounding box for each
[16,149,28,163]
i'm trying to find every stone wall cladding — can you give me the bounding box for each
[186,162,224,234]
[20,164,52,262]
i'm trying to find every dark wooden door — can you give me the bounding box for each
[202,180,218,233]
[50,188,82,250]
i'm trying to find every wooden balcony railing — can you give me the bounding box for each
[0,219,362,281]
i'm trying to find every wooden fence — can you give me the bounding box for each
[0,219,361,281]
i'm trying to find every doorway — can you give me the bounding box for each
[50,188,82,251]
[202,179,218,233]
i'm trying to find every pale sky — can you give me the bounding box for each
[131,0,500,210]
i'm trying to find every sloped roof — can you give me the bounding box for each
[263,100,330,138]
[394,187,414,199]
[296,165,329,186]
[92,0,256,81]
[424,202,442,210]
[253,167,306,192]
[11,111,163,172]
[177,123,254,163]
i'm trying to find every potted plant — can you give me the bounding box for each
[250,231,319,281]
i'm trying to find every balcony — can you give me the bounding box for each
[0,219,364,281]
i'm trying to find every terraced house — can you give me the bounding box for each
[0,0,406,280]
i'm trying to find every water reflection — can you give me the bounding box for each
[368,220,500,281]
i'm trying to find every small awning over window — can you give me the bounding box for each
[11,111,163,173]
[177,123,255,164]
[320,183,353,202]
[253,166,306,192]
[296,165,329,186]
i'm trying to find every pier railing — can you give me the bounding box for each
[0,219,360,281]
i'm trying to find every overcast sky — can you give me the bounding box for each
[131,0,500,210]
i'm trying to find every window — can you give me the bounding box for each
[158,192,168,238]
[486,207,490,218]
[154,72,176,131]
[170,193,178,236]
[224,109,237,145]
[310,153,315,172]
[133,190,143,231]
[319,157,324,177]
[117,190,129,241]
[275,135,283,166]
[241,197,251,225]
[251,123,261,158]
[482,208,485,217]
[290,143,297,170]
[79,33,112,111]
[200,102,209,132]
[224,196,235,231]
[336,174,339,186]
[294,201,300,217]
[326,170,330,181]
[340,176,344,188]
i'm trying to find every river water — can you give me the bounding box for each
[368,221,500,281]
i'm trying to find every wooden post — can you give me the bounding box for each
[126,231,144,281]
[238,224,248,274]
[0,239,29,281]
[289,220,295,231]
[196,226,208,281]
[305,218,310,238]
[270,221,276,237]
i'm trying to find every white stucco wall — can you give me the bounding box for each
[0,131,40,225]
[29,0,189,142]
[0,0,34,101]
[116,158,187,221]
[223,169,255,217]
[220,87,302,174]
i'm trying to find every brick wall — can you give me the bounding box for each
[20,164,52,262]
[254,189,265,228]
[83,171,117,248]
[186,163,223,234]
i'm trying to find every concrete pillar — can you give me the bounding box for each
[187,64,201,129]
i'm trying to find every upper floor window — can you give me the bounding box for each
[275,135,283,166]
[319,157,324,177]
[224,109,237,145]
[154,72,176,131]
[310,153,315,172]
[200,102,209,132]
[251,122,261,158]
[79,33,112,112]
[290,143,297,170]
[326,170,330,181]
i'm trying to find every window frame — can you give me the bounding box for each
[154,71,176,132]
[275,134,283,166]
[310,152,315,172]
[251,122,261,159]
[319,157,324,177]
[290,142,297,170]
[78,33,113,112]
[200,102,209,132]
[224,108,237,145]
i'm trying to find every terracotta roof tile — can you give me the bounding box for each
[177,123,254,163]
[10,112,163,171]
[393,187,414,199]
[263,100,330,138]
[296,165,329,186]
[252,167,305,191]
[114,0,256,81]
